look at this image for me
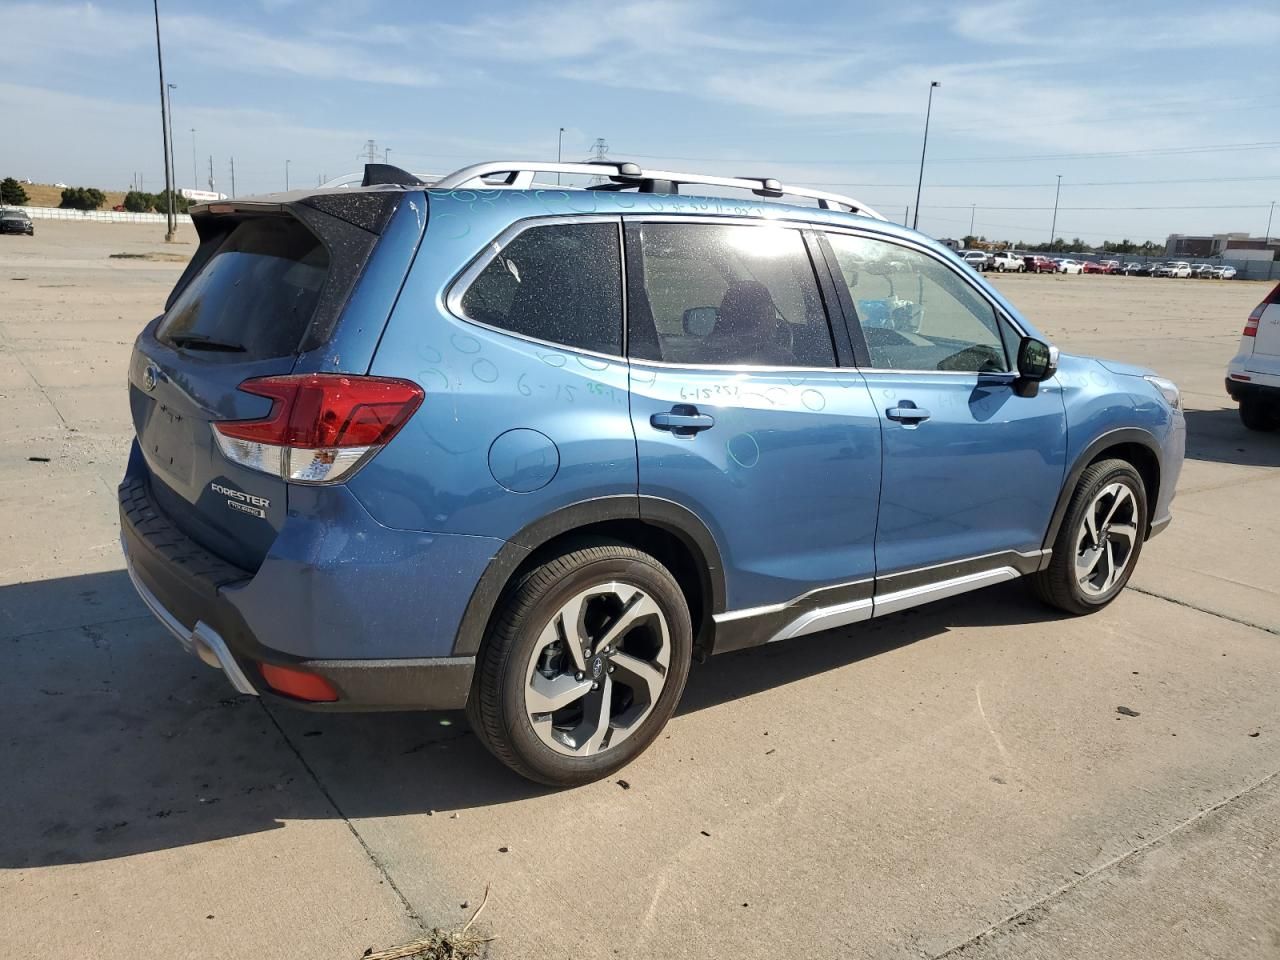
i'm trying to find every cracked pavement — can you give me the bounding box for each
[1,222,1277,959]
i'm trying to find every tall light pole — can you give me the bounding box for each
[384,147,391,164]
[1049,174,1063,247]
[911,81,940,231]
[165,83,177,202]
[153,0,175,241]
[285,159,291,192]
[969,203,976,237]
[1267,200,1276,243]
[557,127,565,186]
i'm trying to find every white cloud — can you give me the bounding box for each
[949,0,1280,50]
[0,1,437,87]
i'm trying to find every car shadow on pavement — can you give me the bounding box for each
[1182,408,1280,467]
[0,571,1061,869]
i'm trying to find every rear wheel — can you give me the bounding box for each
[1031,459,1147,615]
[1239,396,1278,432]
[468,541,692,786]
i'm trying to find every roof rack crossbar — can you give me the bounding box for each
[430,161,886,220]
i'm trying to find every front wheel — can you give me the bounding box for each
[1030,459,1148,615]
[468,541,692,786]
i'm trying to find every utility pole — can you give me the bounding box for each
[229,157,236,198]
[904,206,910,226]
[285,159,290,191]
[1267,200,1276,242]
[152,0,175,241]
[359,139,379,164]
[207,155,214,193]
[912,81,940,231]
[970,204,976,237]
[191,128,198,188]
[557,127,565,186]
[1049,174,1063,246]
[384,147,391,164]
[165,83,177,199]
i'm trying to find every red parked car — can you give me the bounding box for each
[1025,255,1057,273]
[1083,260,1119,274]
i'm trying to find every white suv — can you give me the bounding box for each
[1226,283,1280,430]
[1157,261,1192,278]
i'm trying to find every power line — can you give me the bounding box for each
[921,203,1277,212]
[613,140,1280,167]
[934,93,1278,136]
[802,174,1280,189]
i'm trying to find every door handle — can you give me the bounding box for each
[886,404,931,423]
[650,404,715,438]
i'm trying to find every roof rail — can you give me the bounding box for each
[430,161,887,220]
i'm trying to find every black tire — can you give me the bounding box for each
[1239,397,1277,432]
[467,540,692,786]
[1030,459,1148,616]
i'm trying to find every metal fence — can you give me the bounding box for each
[2,204,193,226]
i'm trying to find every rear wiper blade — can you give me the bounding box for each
[168,334,246,353]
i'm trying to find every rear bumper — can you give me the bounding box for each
[119,471,476,711]
[1226,373,1280,402]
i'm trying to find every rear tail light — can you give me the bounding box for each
[1245,282,1280,337]
[212,374,423,484]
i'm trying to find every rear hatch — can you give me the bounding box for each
[129,190,417,570]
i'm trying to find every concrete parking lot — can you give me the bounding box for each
[1,221,1277,960]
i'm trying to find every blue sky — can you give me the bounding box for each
[2,0,1279,243]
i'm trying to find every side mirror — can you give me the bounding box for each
[682,306,718,337]
[1017,337,1059,382]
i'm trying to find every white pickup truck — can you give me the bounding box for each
[988,251,1026,272]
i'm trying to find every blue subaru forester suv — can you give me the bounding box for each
[120,160,1185,785]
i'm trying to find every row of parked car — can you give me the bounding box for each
[959,250,1238,279]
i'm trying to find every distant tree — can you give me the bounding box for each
[962,234,978,247]
[1101,239,1139,255]
[1,177,28,205]
[59,186,106,210]
[123,190,156,213]
[153,188,192,213]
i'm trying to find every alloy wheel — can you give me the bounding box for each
[524,582,671,757]
[1075,482,1140,597]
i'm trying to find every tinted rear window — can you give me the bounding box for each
[157,217,328,359]
[458,221,622,355]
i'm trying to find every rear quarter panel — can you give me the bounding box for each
[349,192,637,538]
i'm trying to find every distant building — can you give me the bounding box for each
[1165,232,1278,259]
[179,188,228,202]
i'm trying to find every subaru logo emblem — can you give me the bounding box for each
[142,363,160,392]
[591,656,604,679]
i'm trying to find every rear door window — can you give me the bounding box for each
[626,222,835,368]
[458,221,622,355]
[157,216,328,360]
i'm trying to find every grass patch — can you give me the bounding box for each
[363,885,492,960]
[363,928,490,960]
